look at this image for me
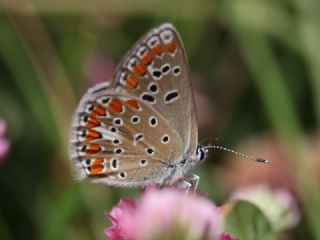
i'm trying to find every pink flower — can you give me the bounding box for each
[218,232,238,240]
[0,119,10,164]
[105,188,225,240]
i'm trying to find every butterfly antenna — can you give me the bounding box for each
[204,144,269,164]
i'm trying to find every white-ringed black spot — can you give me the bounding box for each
[152,70,162,79]
[113,118,123,126]
[86,103,95,113]
[140,159,147,166]
[131,115,140,124]
[134,133,144,142]
[97,96,111,105]
[128,57,138,70]
[85,159,91,165]
[161,134,170,144]
[148,36,160,48]
[137,46,147,58]
[81,145,87,152]
[83,115,89,123]
[112,139,121,145]
[110,126,118,133]
[148,83,159,94]
[172,66,181,76]
[102,98,110,104]
[161,64,171,75]
[111,158,118,170]
[164,90,179,103]
[119,171,127,179]
[114,148,124,155]
[149,116,158,128]
[146,147,155,155]
[141,93,156,104]
[80,130,86,138]
[160,30,173,43]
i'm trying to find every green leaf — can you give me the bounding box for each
[225,200,278,240]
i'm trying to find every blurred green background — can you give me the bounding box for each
[0,0,320,239]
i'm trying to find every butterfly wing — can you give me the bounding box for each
[111,23,198,160]
[70,24,198,187]
[70,84,184,187]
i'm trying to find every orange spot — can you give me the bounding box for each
[167,40,177,53]
[86,117,100,129]
[86,144,101,154]
[152,44,163,56]
[141,52,153,65]
[89,158,105,176]
[92,158,104,166]
[108,98,123,113]
[126,99,140,110]
[85,130,102,141]
[125,75,138,89]
[133,63,146,76]
[92,106,106,116]
[90,166,103,175]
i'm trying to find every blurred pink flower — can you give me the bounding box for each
[218,232,238,240]
[231,184,300,232]
[84,54,115,85]
[105,188,227,240]
[0,119,10,164]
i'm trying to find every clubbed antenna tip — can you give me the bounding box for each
[204,145,269,164]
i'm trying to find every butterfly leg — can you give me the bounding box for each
[189,174,200,191]
[179,180,192,193]
[182,174,200,194]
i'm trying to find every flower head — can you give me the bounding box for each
[231,184,300,232]
[105,188,225,240]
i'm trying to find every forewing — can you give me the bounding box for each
[111,23,198,159]
[70,84,183,187]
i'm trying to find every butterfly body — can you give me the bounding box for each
[70,23,207,188]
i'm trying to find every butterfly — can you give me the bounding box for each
[69,23,210,189]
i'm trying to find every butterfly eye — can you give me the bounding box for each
[196,146,208,162]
